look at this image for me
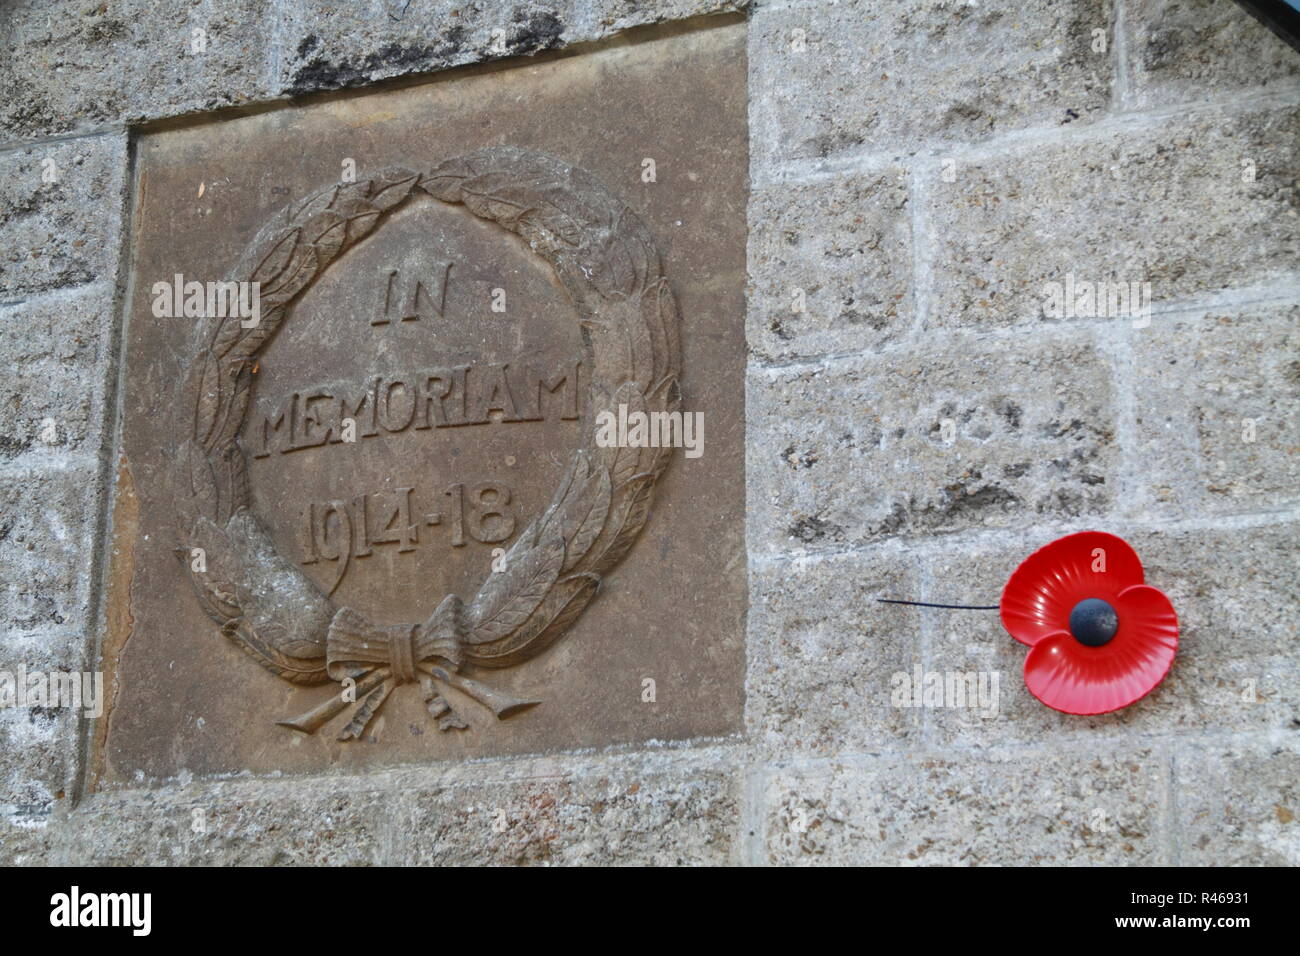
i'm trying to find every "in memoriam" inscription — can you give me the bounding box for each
[249,355,583,458]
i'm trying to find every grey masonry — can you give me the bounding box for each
[1,0,1297,864]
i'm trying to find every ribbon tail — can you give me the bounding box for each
[418,673,467,731]
[277,668,389,734]
[422,664,540,720]
[338,678,395,741]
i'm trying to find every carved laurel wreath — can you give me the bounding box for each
[171,147,680,740]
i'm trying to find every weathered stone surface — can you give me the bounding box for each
[0,0,1294,869]
[1176,734,1299,866]
[927,104,1300,330]
[0,632,79,804]
[747,548,921,755]
[1124,0,1300,109]
[924,523,1300,745]
[0,462,99,635]
[278,0,746,96]
[0,135,127,298]
[53,784,390,865]
[0,819,55,866]
[748,166,912,361]
[0,625,85,864]
[397,754,740,864]
[0,0,275,141]
[45,747,741,865]
[0,281,106,369]
[100,23,748,783]
[588,0,747,35]
[1128,524,1300,732]
[764,746,1169,865]
[279,0,581,95]
[751,0,1113,167]
[1129,303,1300,518]
[0,283,113,464]
[748,331,1116,557]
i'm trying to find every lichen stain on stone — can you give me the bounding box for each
[88,454,140,790]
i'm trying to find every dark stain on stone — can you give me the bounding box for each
[933,481,1019,521]
[839,306,887,331]
[287,11,562,94]
[1043,417,1088,438]
[27,706,60,725]
[789,513,844,543]
[877,501,908,535]
[807,129,866,159]
[781,445,818,469]
[11,592,65,629]
[288,28,469,95]
[998,400,1023,430]
[0,435,34,459]
[508,10,565,54]
[1144,28,1183,71]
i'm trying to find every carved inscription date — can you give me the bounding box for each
[248,351,585,594]
[299,482,517,594]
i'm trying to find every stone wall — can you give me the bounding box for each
[1,0,1296,865]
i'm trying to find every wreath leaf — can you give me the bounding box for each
[173,151,679,722]
[465,528,565,645]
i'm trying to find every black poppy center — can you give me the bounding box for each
[1069,597,1118,647]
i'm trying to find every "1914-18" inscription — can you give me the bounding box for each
[298,481,517,594]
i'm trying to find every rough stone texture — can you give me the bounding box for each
[0,461,100,636]
[747,548,922,755]
[397,753,740,864]
[0,0,1296,866]
[0,0,277,141]
[1128,524,1300,734]
[588,0,745,35]
[278,0,587,95]
[1124,0,1300,110]
[36,748,740,865]
[0,625,83,864]
[0,283,115,464]
[748,165,912,361]
[0,819,55,866]
[1128,303,1300,519]
[0,135,128,299]
[926,104,1300,330]
[277,0,747,96]
[1176,734,1299,866]
[50,783,391,865]
[763,745,1169,865]
[923,523,1300,746]
[751,0,1114,167]
[748,331,1117,557]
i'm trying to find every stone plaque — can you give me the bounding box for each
[96,22,747,785]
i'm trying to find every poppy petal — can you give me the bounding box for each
[1114,583,1180,658]
[1023,584,1178,714]
[1001,531,1144,646]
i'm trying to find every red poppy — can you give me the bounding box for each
[1000,531,1178,715]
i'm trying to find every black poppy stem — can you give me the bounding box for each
[876,599,1000,610]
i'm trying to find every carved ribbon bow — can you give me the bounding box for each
[277,601,538,740]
